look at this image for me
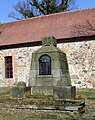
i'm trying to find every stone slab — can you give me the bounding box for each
[31,86,53,96]
[53,86,76,100]
[64,106,83,111]
[10,87,31,98]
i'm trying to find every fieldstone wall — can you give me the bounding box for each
[0,46,41,87]
[0,40,94,88]
[58,40,95,88]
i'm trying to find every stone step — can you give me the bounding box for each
[29,95,53,101]
[0,97,85,113]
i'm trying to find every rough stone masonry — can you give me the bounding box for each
[0,39,94,88]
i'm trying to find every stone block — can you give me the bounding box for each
[51,61,60,69]
[64,106,83,112]
[53,86,76,100]
[31,86,53,95]
[30,70,38,78]
[10,87,31,98]
[31,62,38,70]
[35,75,53,86]
[52,69,61,77]
[17,81,26,87]
[42,36,57,47]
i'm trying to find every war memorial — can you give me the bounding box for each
[0,8,95,119]
[9,37,85,113]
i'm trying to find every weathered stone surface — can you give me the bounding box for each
[17,81,26,87]
[64,106,83,111]
[58,40,95,88]
[0,88,95,120]
[53,86,76,99]
[10,87,31,98]
[35,75,53,86]
[31,86,53,95]
[0,39,94,88]
[30,37,72,96]
[42,36,57,47]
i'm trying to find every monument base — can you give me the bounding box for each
[53,86,76,100]
[31,86,53,96]
[31,86,76,100]
[9,85,84,112]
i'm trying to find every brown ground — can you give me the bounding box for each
[0,88,95,120]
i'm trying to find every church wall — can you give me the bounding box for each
[58,40,95,88]
[0,46,41,87]
[0,40,94,88]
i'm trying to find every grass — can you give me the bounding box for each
[77,88,95,99]
[0,87,94,119]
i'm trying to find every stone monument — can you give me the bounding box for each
[9,36,84,112]
[30,36,76,99]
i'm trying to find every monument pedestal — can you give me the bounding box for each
[30,36,72,98]
[53,86,76,100]
[31,86,76,100]
[31,86,53,96]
